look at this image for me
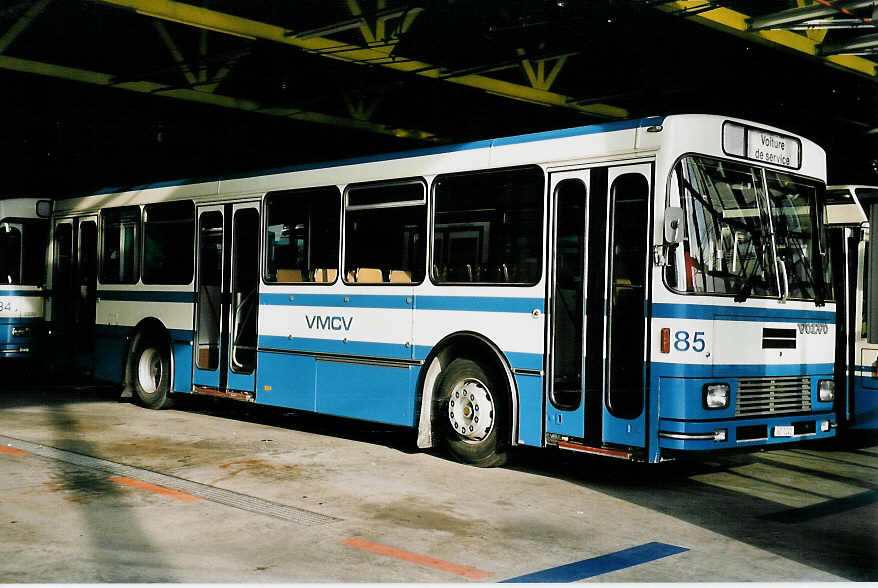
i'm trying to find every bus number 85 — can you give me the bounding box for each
[674,330,706,352]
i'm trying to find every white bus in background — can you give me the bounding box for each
[0,198,51,363]
[47,114,839,465]
[826,184,877,431]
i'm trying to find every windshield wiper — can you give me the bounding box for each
[734,232,768,303]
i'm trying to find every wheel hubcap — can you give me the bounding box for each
[137,348,162,395]
[447,378,494,441]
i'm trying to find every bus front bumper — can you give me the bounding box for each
[658,412,836,450]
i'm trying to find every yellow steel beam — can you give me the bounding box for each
[153,21,197,86]
[0,55,442,141]
[654,1,876,78]
[91,0,628,118]
[0,0,52,54]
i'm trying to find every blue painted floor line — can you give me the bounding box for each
[501,541,689,583]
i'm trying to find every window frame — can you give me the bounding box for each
[429,165,546,288]
[141,200,195,286]
[262,185,342,286]
[99,205,141,285]
[342,177,427,286]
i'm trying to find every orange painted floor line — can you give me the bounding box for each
[109,476,203,502]
[342,537,493,580]
[0,445,29,456]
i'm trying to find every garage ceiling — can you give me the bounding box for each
[1,0,876,196]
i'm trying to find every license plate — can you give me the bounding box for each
[774,425,795,437]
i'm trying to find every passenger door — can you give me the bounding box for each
[192,202,260,394]
[546,170,588,438]
[51,216,98,369]
[599,164,652,448]
[76,217,98,357]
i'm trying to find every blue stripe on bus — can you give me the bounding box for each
[652,361,833,378]
[416,296,543,313]
[92,117,664,194]
[652,302,834,322]
[502,542,688,583]
[96,290,195,303]
[492,117,664,147]
[260,293,412,309]
[0,317,42,325]
[0,290,44,297]
[260,292,543,313]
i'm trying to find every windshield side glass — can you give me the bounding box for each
[764,171,829,300]
[0,222,23,285]
[0,219,48,286]
[665,157,778,297]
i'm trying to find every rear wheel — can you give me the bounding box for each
[436,358,507,467]
[129,333,174,409]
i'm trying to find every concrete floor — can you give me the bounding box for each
[0,384,875,583]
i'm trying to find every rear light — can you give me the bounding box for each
[661,328,670,353]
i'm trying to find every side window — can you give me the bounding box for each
[0,223,22,285]
[143,201,194,285]
[101,206,140,284]
[265,186,340,284]
[432,166,544,285]
[22,221,49,286]
[344,181,426,284]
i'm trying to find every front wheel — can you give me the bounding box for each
[129,333,174,410]
[435,358,507,467]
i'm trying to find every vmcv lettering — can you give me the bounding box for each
[306,315,353,331]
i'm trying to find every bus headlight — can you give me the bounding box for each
[818,380,835,402]
[703,383,730,409]
[11,327,30,337]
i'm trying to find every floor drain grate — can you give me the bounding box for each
[0,434,340,526]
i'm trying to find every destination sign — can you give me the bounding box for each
[722,122,801,170]
[746,128,800,169]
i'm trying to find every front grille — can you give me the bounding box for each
[736,376,811,417]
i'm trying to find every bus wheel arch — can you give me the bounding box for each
[125,318,175,410]
[416,333,518,466]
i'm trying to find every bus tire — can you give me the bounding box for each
[129,332,174,410]
[435,358,507,467]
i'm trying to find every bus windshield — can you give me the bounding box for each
[0,219,48,286]
[666,156,828,302]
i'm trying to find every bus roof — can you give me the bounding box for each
[89,116,666,196]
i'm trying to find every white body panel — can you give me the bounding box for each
[0,287,43,319]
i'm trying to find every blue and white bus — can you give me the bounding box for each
[0,198,51,364]
[827,184,877,431]
[48,114,838,464]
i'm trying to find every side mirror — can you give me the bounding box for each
[664,207,684,244]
